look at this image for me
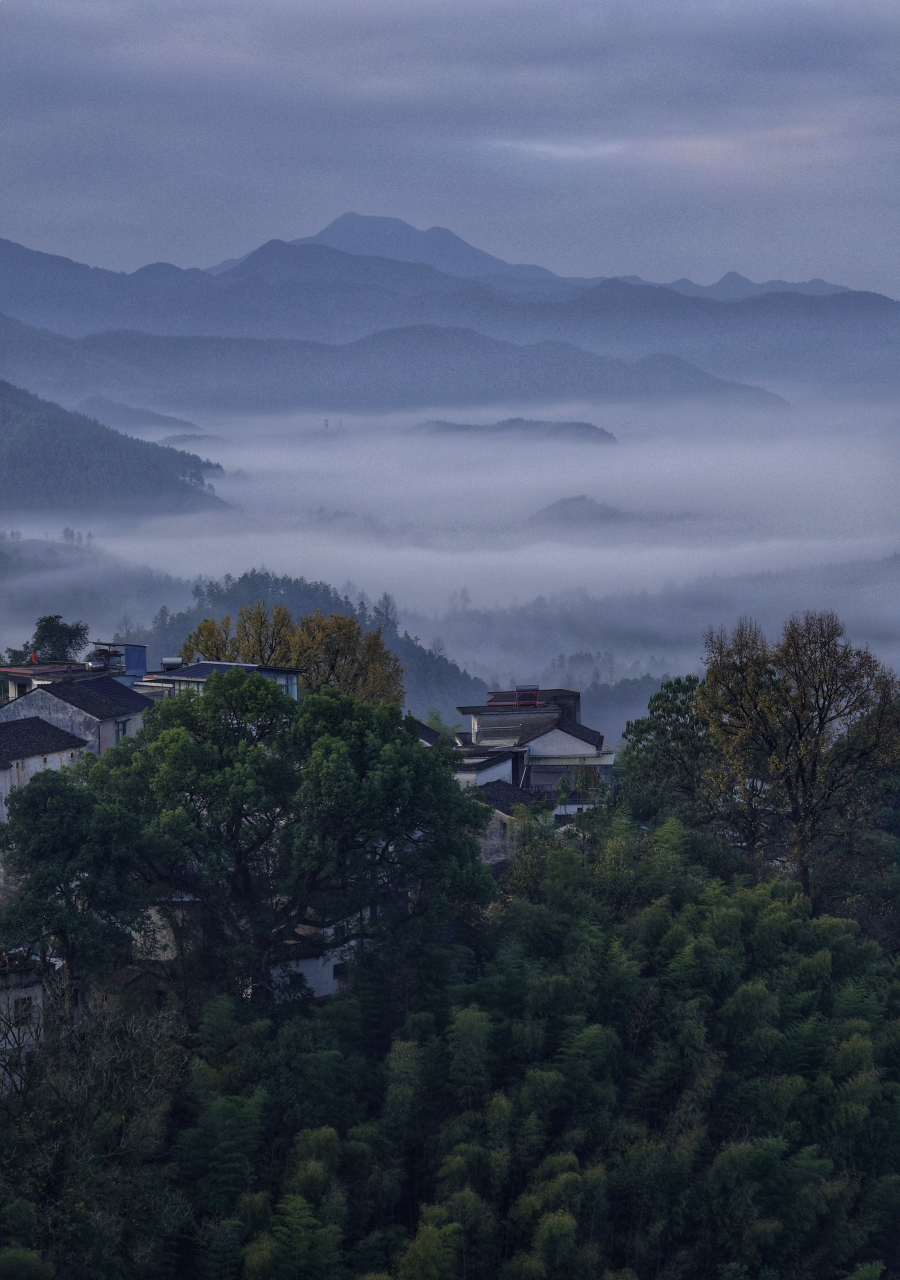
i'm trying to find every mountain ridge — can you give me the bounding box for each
[0,314,781,411]
[0,229,897,387]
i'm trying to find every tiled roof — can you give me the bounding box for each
[0,717,88,768]
[414,719,443,746]
[49,676,153,718]
[43,678,150,721]
[76,675,154,713]
[477,780,546,817]
[554,717,604,748]
[455,750,516,773]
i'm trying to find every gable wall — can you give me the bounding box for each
[0,689,101,752]
[527,727,597,758]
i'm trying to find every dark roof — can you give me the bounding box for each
[51,675,153,716]
[486,688,579,702]
[456,702,560,716]
[0,717,88,768]
[477,780,545,816]
[455,750,516,773]
[414,719,443,746]
[0,664,91,677]
[556,717,604,748]
[514,718,603,749]
[42,677,151,721]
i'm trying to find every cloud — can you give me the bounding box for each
[0,0,899,289]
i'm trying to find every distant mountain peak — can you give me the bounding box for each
[529,495,626,524]
[293,213,559,282]
[621,271,852,301]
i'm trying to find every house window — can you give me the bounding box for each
[332,963,348,989]
[12,996,33,1026]
[115,720,128,743]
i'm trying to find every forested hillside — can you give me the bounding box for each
[0,379,223,513]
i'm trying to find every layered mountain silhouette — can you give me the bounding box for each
[0,217,896,396]
[620,270,850,301]
[0,380,224,513]
[0,316,779,411]
[76,396,198,432]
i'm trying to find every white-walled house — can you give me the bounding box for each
[0,676,153,755]
[0,718,89,821]
[455,687,614,794]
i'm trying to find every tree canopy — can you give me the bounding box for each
[1,610,900,1280]
[4,613,89,664]
[179,601,405,706]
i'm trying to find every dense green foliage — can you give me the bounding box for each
[0,380,222,513]
[2,616,900,1280]
[620,621,900,951]
[5,802,900,1279]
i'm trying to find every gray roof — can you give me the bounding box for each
[414,719,443,746]
[0,717,88,768]
[45,677,153,721]
[477,780,546,817]
[540,717,604,749]
[455,750,517,773]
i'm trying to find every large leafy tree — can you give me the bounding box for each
[4,614,89,664]
[698,611,899,893]
[91,671,489,1002]
[619,674,716,825]
[179,601,404,706]
[0,766,147,996]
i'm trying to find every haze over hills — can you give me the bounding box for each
[75,396,198,432]
[0,220,897,396]
[0,317,776,411]
[0,380,224,513]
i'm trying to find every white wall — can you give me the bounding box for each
[0,690,146,755]
[528,727,598,758]
[0,689,101,752]
[455,755,513,787]
[0,745,87,820]
[274,953,347,1000]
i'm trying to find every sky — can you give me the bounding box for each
[2,0,899,292]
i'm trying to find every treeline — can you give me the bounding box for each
[1,612,900,1279]
[121,569,488,720]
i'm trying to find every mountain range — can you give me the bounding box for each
[0,315,777,411]
[0,214,896,411]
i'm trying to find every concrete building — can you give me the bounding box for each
[0,676,154,755]
[0,643,149,707]
[455,687,615,794]
[142,660,303,700]
[0,718,89,820]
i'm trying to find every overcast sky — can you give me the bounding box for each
[3,0,899,292]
